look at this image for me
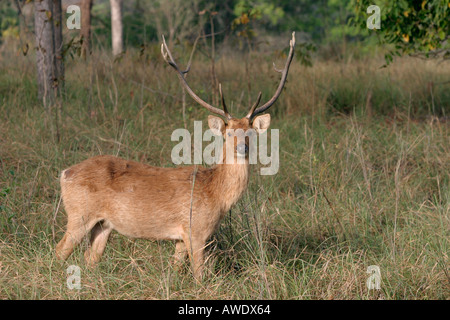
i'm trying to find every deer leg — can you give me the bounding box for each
[173,240,187,266]
[191,240,206,280]
[56,216,99,261]
[84,220,113,265]
[181,233,206,280]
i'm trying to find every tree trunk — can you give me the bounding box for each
[34,0,56,105]
[81,0,93,58]
[53,0,64,94]
[110,0,123,56]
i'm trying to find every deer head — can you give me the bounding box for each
[161,32,296,162]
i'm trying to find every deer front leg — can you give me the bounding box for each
[173,240,187,266]
[181,233,206,280]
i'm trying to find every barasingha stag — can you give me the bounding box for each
[56,33,296,278]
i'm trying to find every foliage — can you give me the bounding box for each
[350,0,450,63]
[79,0,371,53]
[229,0,368,45]
[0,2,20,43]
[233,0,285,28]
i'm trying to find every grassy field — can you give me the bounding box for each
[0,43,449,299]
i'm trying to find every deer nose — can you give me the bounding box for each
[236,143,248,155]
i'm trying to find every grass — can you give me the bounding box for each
[0,43,449,299]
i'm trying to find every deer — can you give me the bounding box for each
[55,32,296,279]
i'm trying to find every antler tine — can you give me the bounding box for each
[248,32,296,119]
[161,35,226,118]
[245,91,262,119]
[272,62,284,73]
[219,83,232,120]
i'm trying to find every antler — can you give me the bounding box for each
[161,35,231,119]
[245,91,262,118]
[247,32,296,119]
[218,83,233,119]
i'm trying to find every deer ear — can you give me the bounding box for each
[208,115,226,136]
[252,114,271,134]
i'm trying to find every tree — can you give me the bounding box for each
[81,0,93,58]
[53,0,64,93]
[350,0,450,63]
[34,0,63,142]
[34,0,56,104]
[110,0,123,56]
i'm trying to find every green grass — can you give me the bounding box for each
[0,45,449,299]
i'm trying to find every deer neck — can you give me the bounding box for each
[209,155,250,213]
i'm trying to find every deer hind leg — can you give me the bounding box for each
[84,220,113,265]
[56,215,100,261]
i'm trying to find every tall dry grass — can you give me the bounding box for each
[0,44,449,299]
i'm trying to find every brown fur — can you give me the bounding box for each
[55,116,270,278]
